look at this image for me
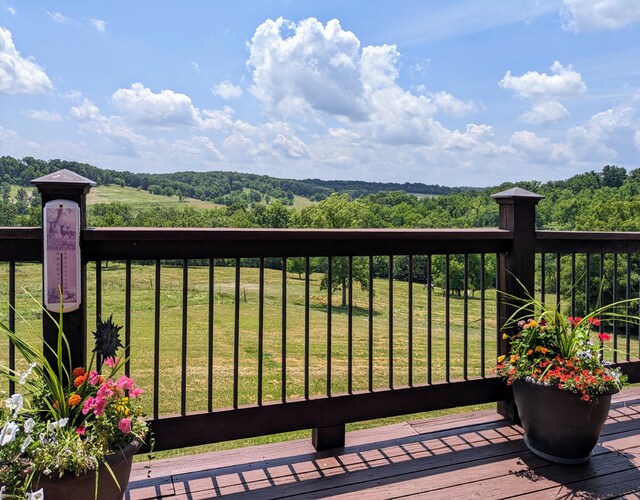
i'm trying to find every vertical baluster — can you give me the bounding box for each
[555,254,561,307]
[348,255,353,394]
[8,262,15,395]
[327,257,332,396]
[427,255,433,384]
[445,254,450,382]
[257,258,265,405]
[388,255,394,389]
[153,260,161,419]
[208,259,214,412]
[304,257,310,400]
[626,254,631,362]
[463,254,469,380]
[181,259,188,416]
[125,261,132,378]
[233,258,240,409]
[613,253,618,363]
[281,257,287,403]
[480,254,485,378]
[95,260,102,369]
[368,255,374,392]
[408,255,413,387]
[570,253,576,317]
[496,253,500,360]
[540,253,546,305]
[598,254,604,357]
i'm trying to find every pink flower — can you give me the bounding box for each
[97,382,115,399]
[89,370,101,385]
[82,397,95,415]
[118,417,131,434]
[76,425,86,436]
[93,397,108,417]
[117,376,135,391]
[104,357,119,369]
[129,387,144,398]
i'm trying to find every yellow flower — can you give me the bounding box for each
[527,320,537,328]
[502,332,509,340]
[510,355,519,363]
[497,355,506,363]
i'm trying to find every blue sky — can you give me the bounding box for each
[0,1,639,186]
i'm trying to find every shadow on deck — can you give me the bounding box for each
[127,387,640,499]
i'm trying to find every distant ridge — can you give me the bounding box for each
[0,156,467,206]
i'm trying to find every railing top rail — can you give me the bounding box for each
[82,227,512,260]
[536,230,640,254]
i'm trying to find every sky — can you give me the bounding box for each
[0,1,639,187]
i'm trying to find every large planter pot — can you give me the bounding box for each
[34,438,141,500]
[513,379,615,464]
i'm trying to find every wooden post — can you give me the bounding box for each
[491,187,543,422]
[32,169,96,373]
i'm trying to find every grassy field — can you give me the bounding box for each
[87,185,220,212]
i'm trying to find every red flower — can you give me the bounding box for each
[598,332,611,341]
[588,318,600,327]
[568,317,582,327]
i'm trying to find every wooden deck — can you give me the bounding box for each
[127,388,640,499]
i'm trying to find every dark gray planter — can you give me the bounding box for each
[512,379,615,464]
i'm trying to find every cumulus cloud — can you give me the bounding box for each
[0,28,53,95]
[71,98,149,156]
[112,83,201,125]
[212,81,243,99]
[22,109,63,122]
[562,0,640,32]
[520,101,569,124]
[500,61,586,124]
[91,18,106,32]
[510,130,575,162]
[0,125,17,142]
[247,17,480,149]
[166,136,225,162]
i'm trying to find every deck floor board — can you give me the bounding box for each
[127,387,640,499]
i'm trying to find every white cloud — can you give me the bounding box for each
[71,98,149,156]
[91,18,106,32]
[428,91,478,116]
[0,28,53,95]
[510,130,575,162]
[635,130,640,150]
[500,61,586,124]
[520,101,569,124]
[212,81,243,99]
[22,109,63,122]
[112,83,200,126]
[191,61,201,72]
[0,125,17,142]
[562,0,640,32]
[500,61,586,99]
[45,10,69,23]
[166,136,225,162]
[6,6,16,15]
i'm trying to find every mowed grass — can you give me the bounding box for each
[86,185,220,212]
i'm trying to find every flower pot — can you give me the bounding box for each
[35,438,142,500]
[513,379,614,464]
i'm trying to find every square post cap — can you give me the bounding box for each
[31,169,96,195]
[491,187,544,203]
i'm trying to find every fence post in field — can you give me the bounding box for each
[491,187,543,422]
[32,169,96,373]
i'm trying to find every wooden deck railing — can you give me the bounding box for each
[0,172,638,453]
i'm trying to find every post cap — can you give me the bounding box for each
[491,187,544,201]
[31,169,97,188]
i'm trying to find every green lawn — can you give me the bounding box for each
[87,185,220,212]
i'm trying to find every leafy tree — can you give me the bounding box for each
[319,256,369,306]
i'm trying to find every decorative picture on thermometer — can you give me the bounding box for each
[44,199,81,312]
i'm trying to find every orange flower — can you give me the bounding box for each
[68,394,82,407]
[526,349,533,355]
[74,374,88,387]
[72,367,86,378]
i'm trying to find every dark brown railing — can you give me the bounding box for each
[0,174,638,454]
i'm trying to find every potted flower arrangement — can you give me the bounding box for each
[496,293,636,464]
[0,313,148,499]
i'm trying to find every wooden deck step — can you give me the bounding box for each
[127,387,640,499]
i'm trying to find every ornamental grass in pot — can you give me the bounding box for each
[0,311,148,499]
[496,292,637,464]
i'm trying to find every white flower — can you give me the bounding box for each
[5,393,24,416]
[24,417,35,433]
[1,485,5,499]
[21,435,32,453]
[18,362,37,385]
[47,417,69,433]
[26,488,44,500]
[0,421,19,446]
